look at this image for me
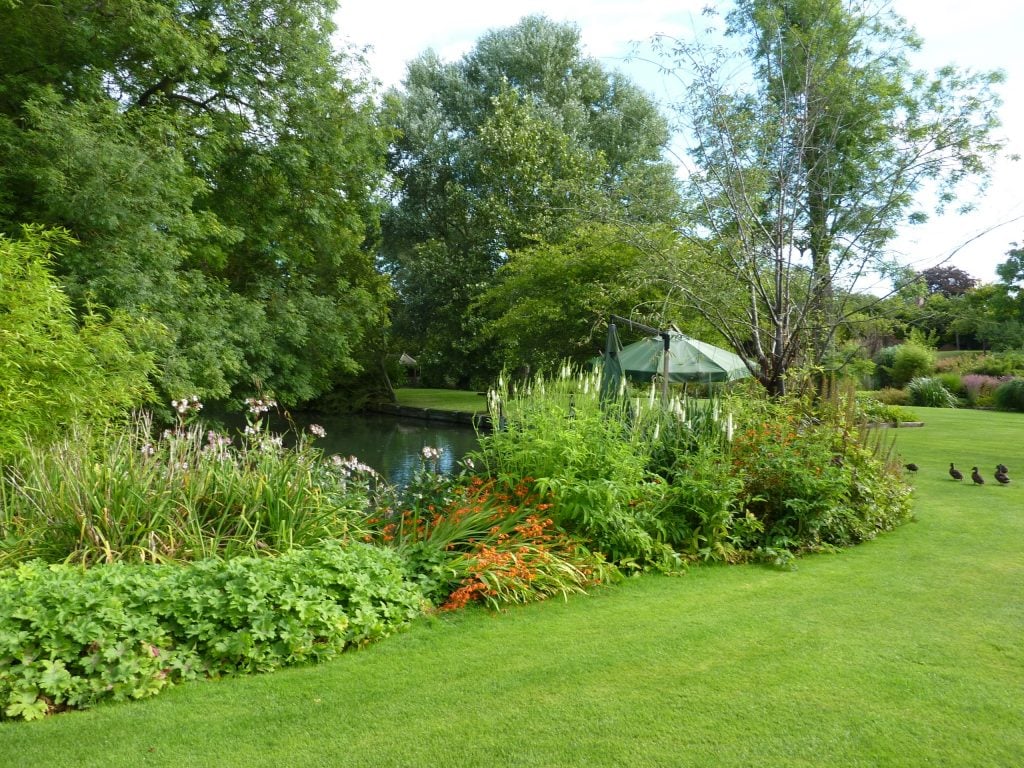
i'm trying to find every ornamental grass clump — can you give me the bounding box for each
[0,401,372,566]
[993,378,1024,412]
[906,376,958,408]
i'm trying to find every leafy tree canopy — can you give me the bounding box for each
[0,227,156,461]
[919,265,978,297]
[0,0,389,405]
[381,15,680,387]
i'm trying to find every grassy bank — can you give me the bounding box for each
[393,387,486,413]
[1,408,1021,767]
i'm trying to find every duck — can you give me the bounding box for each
[949,463,963,481]
[995,466,1011,485]
[904,463,919,472]
[997,463,1009,475]
[971,467,985,485]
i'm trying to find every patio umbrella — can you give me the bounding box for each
[616,332,751,384]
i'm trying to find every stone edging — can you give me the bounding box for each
[868,421,925,428]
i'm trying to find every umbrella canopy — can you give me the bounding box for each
[617,332,751,384]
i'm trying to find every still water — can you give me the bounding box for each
[288,412,480,487]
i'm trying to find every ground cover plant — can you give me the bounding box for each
[0,542,423,720]
[0,407,1019,766]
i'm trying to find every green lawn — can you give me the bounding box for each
[393,387,487,413]
[1,408,1021,766]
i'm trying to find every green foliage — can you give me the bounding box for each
[476,223,677,373]
[366,468,614,611]
[0,0,388,404]
[473,367,910,567]
[0,409,371,566]
[889,344,936,387]
[728,392,912,550]
[382,16,679,386]
[874,387,911,406]
[0,228,156,462]
[993,378,1024,412]
[854,393,917,423]
[0,542,424,720]
[872,346,900,388]
[475,368,677,567]
[960,374,1009,407]
[906,377,958,408]
[966,352,1024,377]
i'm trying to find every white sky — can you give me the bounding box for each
[334,0,1024,287]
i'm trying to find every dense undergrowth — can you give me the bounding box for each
[0,368,911,720]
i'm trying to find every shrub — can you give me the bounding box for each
[0,228,157,463]
[728,394,912,551]
[0,542,425,721]
[872,346,901,387]
[960,374,1010,407]
[874,387,911,406]
[888,344,936,387]
[475,367,675,567]
[906,377,958,408]
[993,378,1024,412]
[936,373,964,398]
[967,352,1024,377]
[475,368,911,567]
[854,393,917,424]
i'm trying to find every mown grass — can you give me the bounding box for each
[393,387,486,413]
[1,408,1021,766]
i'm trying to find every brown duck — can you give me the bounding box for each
[949,463,963,481]
[971,467,985,485]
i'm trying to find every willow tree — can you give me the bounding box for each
[655,0,1005,395]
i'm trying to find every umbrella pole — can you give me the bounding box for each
[661,332,670,404]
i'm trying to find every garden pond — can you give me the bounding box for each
[285,411,479,486]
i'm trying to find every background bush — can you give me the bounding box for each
[993,378,1024,412]
[0,228,156,464]
[874,387,912,406]
[906,377,958,408]
[960,374,1009,407]
[888,344,936,387]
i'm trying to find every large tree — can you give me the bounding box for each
[0,0,388,404]
[382,16,680,386]
[653,0,1005,394]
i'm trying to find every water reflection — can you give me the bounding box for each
[287,412,480,487]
